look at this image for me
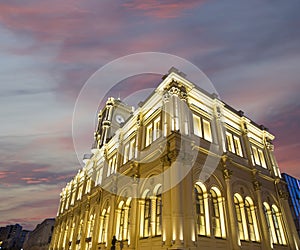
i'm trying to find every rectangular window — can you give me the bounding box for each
[108,155,118,175]
[71,191,75,205]
[85,178,91,194]
[77,186,83,200]
[146,124,153,147]
[96,168,103,186]
[129,138,136,160]
[193,114,202,137]
[203,119,212,142]
[153,117,160,141]
[226,132,235,154]
[123,138,135,164]
[258,148,267,168]
[123,144,129,164]
[60,199,65,213]
[233,135,243,157]
[145,116,161,147]
[193,114,212,142]
[251,145,267,168]
[65,195,70,209]
[252,146,260,165]
[226,131,243,157]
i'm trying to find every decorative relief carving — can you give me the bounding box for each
[278,189,289,200]
[163,91,170,102]
[266,142,274,151]
[136,113,142,127]
[253,180,262,191]
[216,106,222,119]
[167,149,179,162]
[164,81,188,101]
[160,155,171,167]
[223,168,233,180]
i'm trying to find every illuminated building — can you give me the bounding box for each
[282,173,300,237]
[50,68,300,250]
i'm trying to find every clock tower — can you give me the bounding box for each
[93,97,133,149]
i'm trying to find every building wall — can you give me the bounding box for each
[0,224,29,250]
[22,218,55,250]
[282,173,300,237]
[50,70,300,250]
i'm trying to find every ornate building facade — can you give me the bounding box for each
[50,69,300,250]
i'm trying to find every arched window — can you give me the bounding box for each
[117,198,131,241]
[195,184,206,235]
[77,219,83,241]
[234,194,246,241]
[210,187,226,238]
[272,205,286,245]
[155,186,162,236]
[76,219,83,250]
[69,221,75,245]
[244,197,260,242]
[143,194,151,237]
[87,214,95,238]
[264,202,286,245]
[99,206,110,244]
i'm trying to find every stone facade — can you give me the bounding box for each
[50,69,300,250]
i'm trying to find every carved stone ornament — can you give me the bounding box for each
[163,91,170,102]
[253,180,262,191]
[278,189,289,200]
[223,168,233,180]
[266,142,274,151]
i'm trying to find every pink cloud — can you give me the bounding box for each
[123,0,205,19]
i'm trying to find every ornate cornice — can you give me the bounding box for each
[164,81,188,100]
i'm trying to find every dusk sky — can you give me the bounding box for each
[0,0,299,230]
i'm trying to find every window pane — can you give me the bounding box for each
[211,190,221,237]
[129,139,135,160]
[153,117,160,141]
[233,136,243,157]
[226,132,235,154]
[252,146,260,165]
[193,114,202,137]
[203,119,212,142]
[258,149,267,168]
[123,144,129,164]
[195,186,206,235]
[146,124,153,147]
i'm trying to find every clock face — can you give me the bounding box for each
[115,114,125,124]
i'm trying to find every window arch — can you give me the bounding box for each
[143,192,151,237]
[75,219,83,250]
[87,213,95,238]
[155,186,162,236]
[272,205,287,245]
[263,202,286,245]
[195,183,208,236]
[116,198,131,241]
[234,194,247,241]
[69,221,75,245]
[99,206,110,244]
[210,187,226,238]
[244,197,260,242]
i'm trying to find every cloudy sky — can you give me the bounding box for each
[0,0,299,230]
